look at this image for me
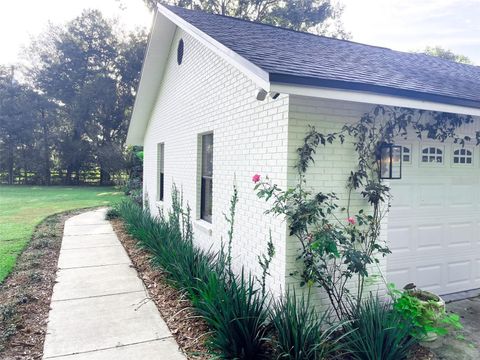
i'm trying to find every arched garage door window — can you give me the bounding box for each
[421,147,443,163]
[453,148,473,164]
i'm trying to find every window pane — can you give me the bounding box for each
[391,146,401,178]
[159,173,164,201]
[201,177,212,222]
[158,143,164,201]
[202,134,213,177]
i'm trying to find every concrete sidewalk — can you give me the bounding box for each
[42,208,186,360]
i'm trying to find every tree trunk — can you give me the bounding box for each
[65,166,73,185]
[99,167,111,186]
[7,143,14,185]
[41,110,51,186]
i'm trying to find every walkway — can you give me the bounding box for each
[42,208,186,360]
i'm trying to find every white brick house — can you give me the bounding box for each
[127,4,480,303]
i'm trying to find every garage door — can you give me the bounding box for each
[387,141,480,295]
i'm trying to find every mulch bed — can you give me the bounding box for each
[110,219,211,360]
[0,210,83,360]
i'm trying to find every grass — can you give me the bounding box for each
[0,185,124,283]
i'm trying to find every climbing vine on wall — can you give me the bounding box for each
[254,105,477,319]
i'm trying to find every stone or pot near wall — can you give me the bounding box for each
[408,289,446,342]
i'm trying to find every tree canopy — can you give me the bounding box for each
[422,46,473,65]
[142,0,350,38]
[0,10,147,185]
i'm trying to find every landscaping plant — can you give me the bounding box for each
[342,295,418,360]
[271,288,345,360]
[193,272,270,359]
[388,284,463,339]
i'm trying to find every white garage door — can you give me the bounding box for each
[387,141,480,295]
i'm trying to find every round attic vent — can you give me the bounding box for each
[177,39,184,65]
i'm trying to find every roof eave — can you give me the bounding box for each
[270,74,480,117]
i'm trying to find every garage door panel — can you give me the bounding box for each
[476,260,480,282]
[417,224,444,250]
[388,141,480,295]
[447,261,471,286]
[388,226,411,252]
[449,185,476,207]
[418,184,444,206]
[416,264,442,289]
[391,184,415,208]
[448,222,474,248]
[387,267,411,288]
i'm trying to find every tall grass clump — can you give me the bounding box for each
[271,288,345,360]
[193,272,270,359]
[342,295,418,360]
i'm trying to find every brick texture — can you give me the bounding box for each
[143,28,289,296]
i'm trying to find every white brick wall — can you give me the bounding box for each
[143,28,289,296]
[286,96,388,311]
[143,29,391,306]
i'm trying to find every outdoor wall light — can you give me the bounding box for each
[378,143,402,180]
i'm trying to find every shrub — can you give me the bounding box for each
[271,288,345,360]
[193,272,270,359]
[105,207,120,220]
[389,284,463,338]
[343,295,418,360]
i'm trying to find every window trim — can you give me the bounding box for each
[157,143,165,202]
[199,132,213,223]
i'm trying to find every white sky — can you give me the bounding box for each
[342,0,480,64]
[1,0,479,65]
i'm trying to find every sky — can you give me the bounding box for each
[1,0,479,65]
[342,0,480,64]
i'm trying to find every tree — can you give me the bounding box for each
[142,0,350,38]
[0,67,41,184]
[25,10,147,185]
[422,46,473,65]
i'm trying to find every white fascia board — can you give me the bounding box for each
[271,83,480,117]
[126,12,177,146]
[156,4,270,91]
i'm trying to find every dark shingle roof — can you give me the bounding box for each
[167,5,480,109]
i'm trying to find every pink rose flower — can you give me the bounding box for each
[252,174,261,183]
[347,217,356,225]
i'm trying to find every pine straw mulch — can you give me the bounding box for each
[110,218,212,360]
[0,210,84,360]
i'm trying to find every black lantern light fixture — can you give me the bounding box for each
[378,143,402,180]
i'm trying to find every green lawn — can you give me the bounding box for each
[0,185,124,283]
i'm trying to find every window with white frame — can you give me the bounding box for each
[421,147,443,163]
[200,133,213,223]
[453,148,473,164]
[402,146,411,163]
[157,143,164,201]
